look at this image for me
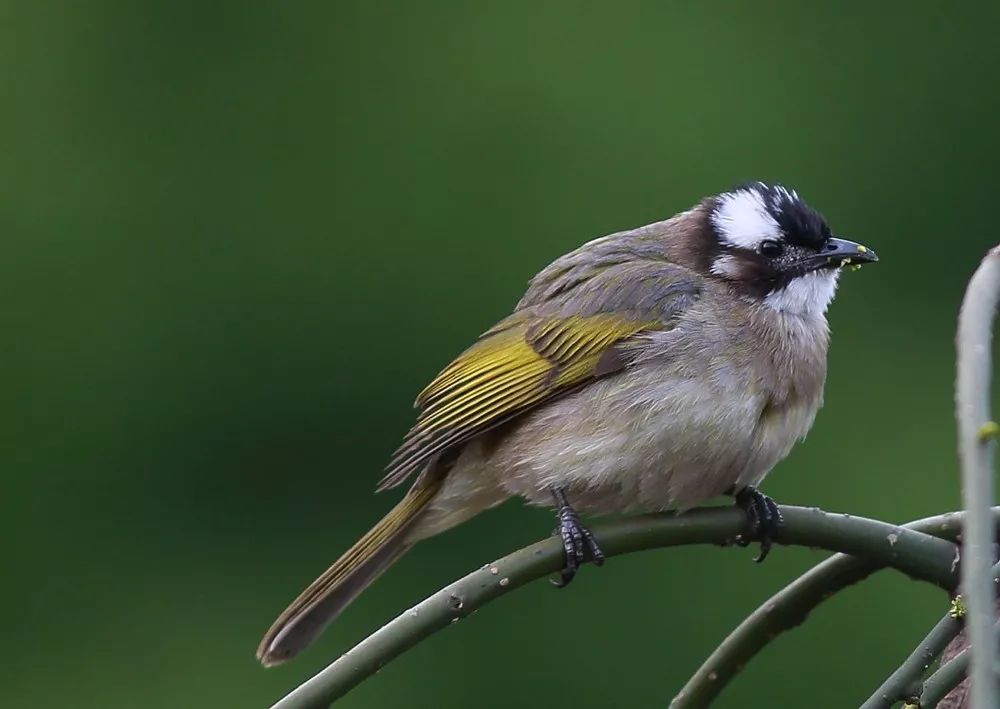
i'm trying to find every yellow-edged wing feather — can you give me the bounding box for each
[377,313,657,490]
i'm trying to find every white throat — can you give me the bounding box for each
[764,269,840,316]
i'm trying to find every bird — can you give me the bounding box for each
[257,181,878,666]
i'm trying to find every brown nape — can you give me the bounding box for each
[650,199,720,276]
[654,197,779,296]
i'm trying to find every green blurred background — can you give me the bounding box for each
[4,2,1000,707]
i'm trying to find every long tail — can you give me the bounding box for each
[256,475,442,667]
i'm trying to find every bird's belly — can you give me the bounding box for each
[482,364,815,514]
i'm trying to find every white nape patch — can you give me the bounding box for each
[711,188,782,250]
[765,269,841,316]
[709,254,741,278]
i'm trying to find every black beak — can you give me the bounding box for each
[805,237,878,272]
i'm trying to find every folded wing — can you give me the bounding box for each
[378,260,702,490]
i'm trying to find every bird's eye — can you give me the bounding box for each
[758,239,784,258]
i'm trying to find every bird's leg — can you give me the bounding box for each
[550,488,605,588]
[732,486,783,563]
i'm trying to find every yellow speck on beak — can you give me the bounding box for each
[857,244,868,254]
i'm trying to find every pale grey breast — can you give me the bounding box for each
[487,288,829,514]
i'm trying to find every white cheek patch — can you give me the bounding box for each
[711,188,782,250]
[709,254,741,278]
[765,269,841,316]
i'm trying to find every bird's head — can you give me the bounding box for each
[690,182,877,316]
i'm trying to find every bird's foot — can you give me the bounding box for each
[733,486,783,563]
[550,489,604,588]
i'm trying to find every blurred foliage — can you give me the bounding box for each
[3,2,1000,707]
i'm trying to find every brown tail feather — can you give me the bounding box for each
[256,476,441,666]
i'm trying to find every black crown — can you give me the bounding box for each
[736,181,832,248]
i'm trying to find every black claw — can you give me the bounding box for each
[550,489,604,587]
[733,486,783,563]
